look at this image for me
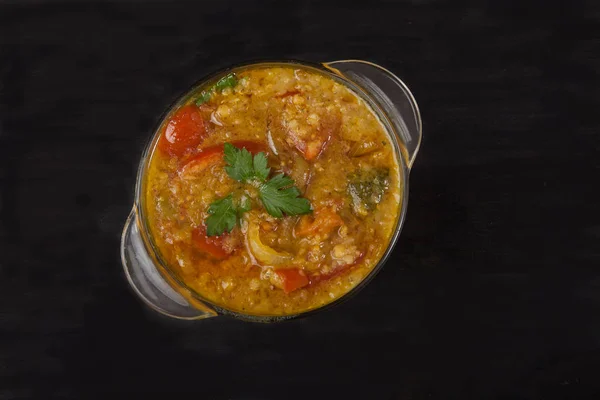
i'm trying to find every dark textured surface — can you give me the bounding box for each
[1,1,600,399]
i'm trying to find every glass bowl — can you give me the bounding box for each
[120,59,422,322]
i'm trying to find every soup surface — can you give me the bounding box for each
[144,65,401,316]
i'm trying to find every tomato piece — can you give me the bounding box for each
[228,140,268,155]
[179,141,268,176]
[274,268,309,293]
[158,104,206,157]
[308,253,365,287]
[290,135,329,161]
[295,206,343,237]
[179,146,224,176]
[191,225,231,260]
[275,89,301,98]
[286,112,339,161]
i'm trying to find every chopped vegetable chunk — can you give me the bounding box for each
[192,225,235,260]
[274,269,309,293]
[196,73,238,105]
[157,105,206,157]
[348,167,390,217]
[295,206,343,237]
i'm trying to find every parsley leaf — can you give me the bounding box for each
[195,91,212,106]
[253,152,270,182]
[224,143,270,183]
[195,73,238,105]
[206,143,312,231]
[259,174,312,218]
[224,143,254,182]
[214,73,238,91]
[205,195,237,236]
[205,194,253,236]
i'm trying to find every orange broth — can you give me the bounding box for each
[144,65,401,315]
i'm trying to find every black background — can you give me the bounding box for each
[1,1,599,399]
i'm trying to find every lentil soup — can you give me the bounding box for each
[143,64,402,316]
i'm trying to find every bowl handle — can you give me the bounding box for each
[120,209,217,320]
[324,60,422,170]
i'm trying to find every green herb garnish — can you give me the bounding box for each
[195,73,238,106]
[195,91,212,105]
[258,173,312,218]
[204,143,312,236]
[252,152,270,182]
[223,142,270,183]
[214,73,238,91]
[224,143,258,182]
[347,167,390,217]
[205,195,237,236]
